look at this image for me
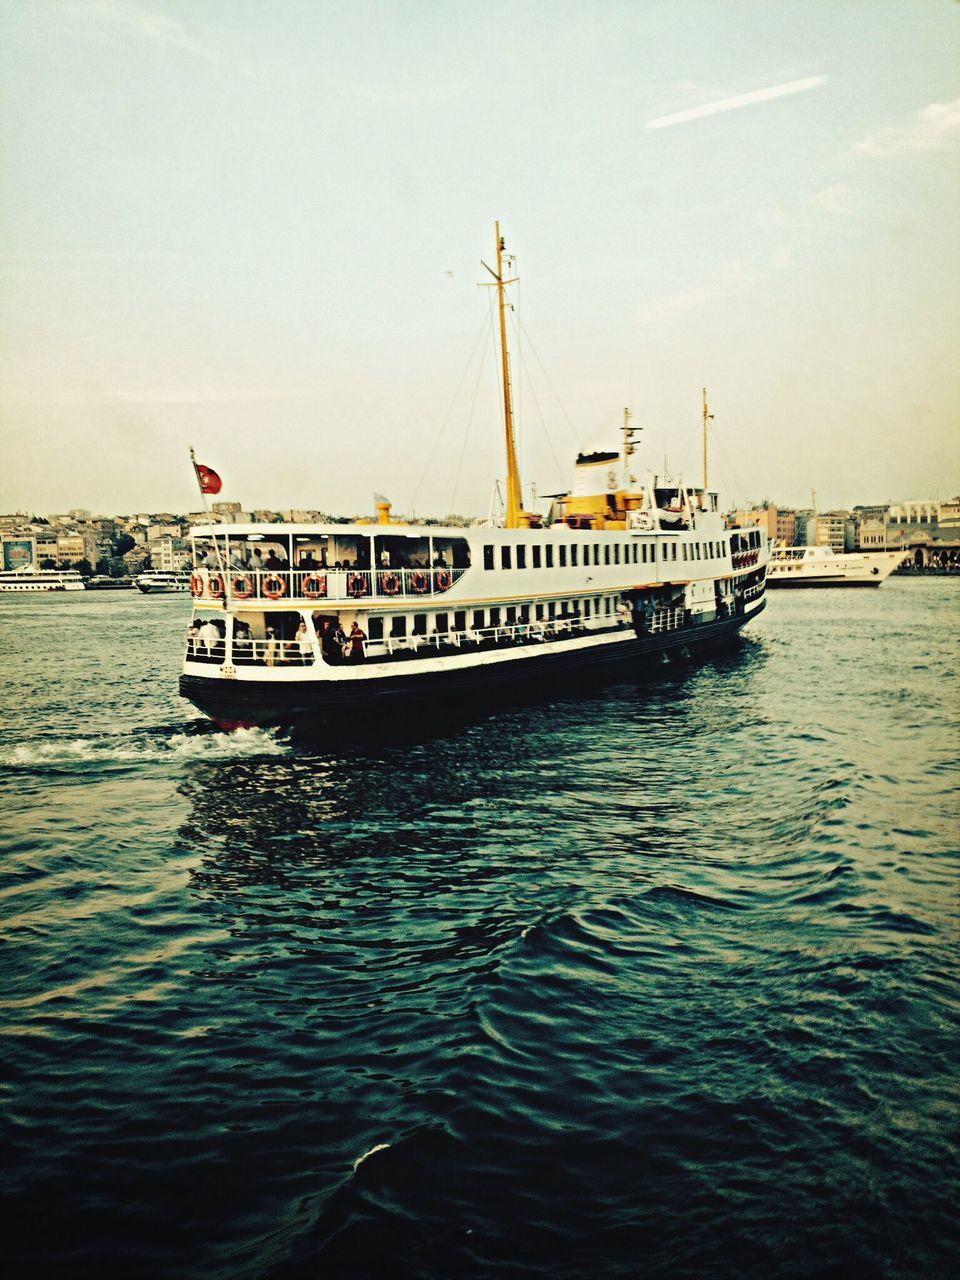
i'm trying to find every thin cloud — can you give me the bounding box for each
[645,76,827,130]
[855,96,960,156]
[57,0,254,76]
[813,184,852,216]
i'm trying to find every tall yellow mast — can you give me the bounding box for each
[702,387,714,494]
[482,222,527,528]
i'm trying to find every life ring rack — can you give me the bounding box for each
[231,574,254,600]
[411,570,429,594]
[207,574,224,599]
[435,569,452,591]
[381,572,401,596]
[347,572,369,598]
[263,574,288,600]
[302,573,327,599]
[190,573,204,598]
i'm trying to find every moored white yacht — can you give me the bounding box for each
[0,567,86,592]
[767,544,907,587]
[135,570,191,593]
[179,226,768,732]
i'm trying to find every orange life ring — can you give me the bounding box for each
[435,569,452,591]
[263,574,287,599]
[380,572,400,596]
[347,572,368,598]
[231,574,254,599]
[302,573,327,599]
[208,574,224,599]
[190,573,203,597]
[411,570,429,594]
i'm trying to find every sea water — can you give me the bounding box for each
[1,581,957,1279]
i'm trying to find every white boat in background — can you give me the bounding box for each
[135,571,191,594]
[767,545,907,587]
[0,567,86,592]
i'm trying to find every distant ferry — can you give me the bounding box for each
[767,545,907,588]
[0,567,86,592]
[135,571,191,594]
[179,225,768,732]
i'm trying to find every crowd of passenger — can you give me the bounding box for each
[196,545,454,574]
[186,615,368,667]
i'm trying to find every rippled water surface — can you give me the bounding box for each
[1,582,958,1279]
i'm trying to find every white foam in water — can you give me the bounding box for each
[352,1142,391,1171]
[5,726,289,767]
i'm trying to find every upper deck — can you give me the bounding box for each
[187,518,766,608]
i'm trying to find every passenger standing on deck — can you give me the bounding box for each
[198,617,219,655]
[295,620,312,663]
[348,621,367,662]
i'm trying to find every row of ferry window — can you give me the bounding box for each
[483,539,732,571]
[364,596,619,641]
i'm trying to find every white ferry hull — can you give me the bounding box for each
[180,602,763,733]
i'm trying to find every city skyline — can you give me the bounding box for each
[1,1,958,516]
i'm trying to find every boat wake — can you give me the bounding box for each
[1,724,289,771]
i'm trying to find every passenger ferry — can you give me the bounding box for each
[0,567,86,592]
[135,570,191,593]
[179,226,768,732]
[767,544,907,587]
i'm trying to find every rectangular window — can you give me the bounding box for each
[559,546,567,567]
[594,544,600,565]
[546,546,554,568]
[632,544,638,564]
[682,544,688,561]
[519,604,530,622]
[434,613,448,633]
[604,545,611,565]
[506,605,517,625]
[501,546,512,570]
[535,603,544,620]
[548,602,556,619]
[391,616,407,638]
[472,609,485,629]
[533,545,542,569]
[614,544,620,564]
[489,606,501,626]
[571,545,578,566]
[696,544,702,559]
[483,545,494,570]
[516,545,526,569]
[368,617,384,641]
[672,543,678,561]
[454,610,466,632]
[413,614,427,635]
[584,599,592,619]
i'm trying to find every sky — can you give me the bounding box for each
[1,0,958,517]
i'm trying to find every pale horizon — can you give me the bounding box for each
[1,0,958,518]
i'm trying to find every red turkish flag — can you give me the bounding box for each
[195,463,222,495]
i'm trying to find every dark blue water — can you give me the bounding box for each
[1,582,958,1279]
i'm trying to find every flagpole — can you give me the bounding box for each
[190,446,228,608]
[190,446,210,514]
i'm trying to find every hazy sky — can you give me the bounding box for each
[1,0,958,517]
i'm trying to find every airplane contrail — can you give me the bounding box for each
[645,75,826,130]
